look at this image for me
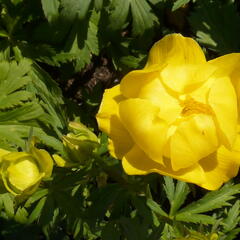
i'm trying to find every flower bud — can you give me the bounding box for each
[53,122,99,167]
[0,142,53,196]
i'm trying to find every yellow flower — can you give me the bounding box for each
[0,142,53,196]
[96,33,240,190]
[53,122,99,167]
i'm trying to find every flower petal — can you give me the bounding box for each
[106,117,133,159]
[145,33,206,68]
[7,158,41,191]
[138,78,181,124]
[209,53,240,115]
[208,77,238,148]
[0,149,10,161]
[119,99,169,164]
[199,146,240,190]
[120,65,163,99]
[170,114,219,171]
[208,53,240,78]
[122,144,206,186]
[96,85,133,159]
[31,148,53,178]
[96,85,124,133]
[160,63,216,94]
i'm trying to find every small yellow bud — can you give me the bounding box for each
[0,141,53,196]
[53,122,99,167]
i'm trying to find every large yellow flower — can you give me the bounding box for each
[96,33,240,190]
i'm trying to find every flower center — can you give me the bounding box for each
[181,98,213,116]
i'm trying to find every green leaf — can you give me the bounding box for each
[0,91,33,110]
[222,200,240,232]
[65,10,100,71]
[169,181,189,216]
[172,0,191,11]
[108,0,130,31]
[0,102,44,123]
[1,193,15,218]
[29,63,66,134]
[0,60,31,95]
[24,189,49,208]
[177,184,240,215]
[41,0,60,22]
[224,228,240,240]
[94,0,103,11]
[175,213,215,225]
[163,176,175,203]
[14,207,28,224]
[130,0,158,36]
[189,0,240,54]
[61,0,93,20]
[27,196,47,224]
[146,199,168,217]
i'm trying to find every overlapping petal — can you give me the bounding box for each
[119,98,168,164]
[199,146,240,190]
[208,76,238,148]
[122,144,206,187]
[170,114,219,171]
[96,85,133,159]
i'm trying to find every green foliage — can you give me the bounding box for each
[0,0,239,239]
[189,0,240,54]
[172,0,191,11]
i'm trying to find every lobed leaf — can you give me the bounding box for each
[130,0,158,36]
[146,198,168,217]
[222,200,240,232]
[177,184,240,215]
[172,0,191,11]
[189,0,240,54]
[41,0,60,23]
[175,212,216,225]
[169,181,189,217]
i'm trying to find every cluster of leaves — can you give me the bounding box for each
[0,0,239,239]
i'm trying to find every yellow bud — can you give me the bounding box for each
[53,122,99,167]
[0,143,53,196]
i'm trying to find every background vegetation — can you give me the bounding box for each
[0,0,240,239]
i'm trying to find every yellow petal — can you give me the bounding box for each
[208,76,238,148]
[120,65,163,98]
[122,144,206,186]
[0,149,10,161]
[7,157,41,191]
[209,53,240,115]
[3,152,30,162]
[139,78,181,124]
[119,99,169,164]
[145,33,206,68]
[31,147,53,178]
[160,63,216,94]
[106,116,133,159]
[96,85,133,159]
[208,53,240,78]
[199,146,240,190]
[229,133,240,164]
[52,154,76,167]
[96,85,124,134]
[170,114,219,171]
